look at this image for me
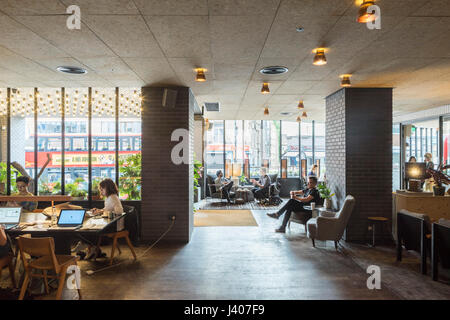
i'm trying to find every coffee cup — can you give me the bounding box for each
[311,202,316,210]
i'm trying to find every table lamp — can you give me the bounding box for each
[405,162,426,192]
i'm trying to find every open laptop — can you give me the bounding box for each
[0,207,22,230]
[48,209,86,231]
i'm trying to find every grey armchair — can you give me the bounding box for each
[306,195,356,249]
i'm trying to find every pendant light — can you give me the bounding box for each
[302,111,308,118]
[261,83,270,94]
[357,0,377,23]
[297,100,304,109]
[313,48,327,66]
[195,68,207,82]
[340,74,352,87]
[264,107,269,116]
[296,115,301,122]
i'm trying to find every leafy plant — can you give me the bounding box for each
[91,178,101,197]
[71,189,87,198]
[317,182,335,199]
[193,158,203,192]
[119,153,141,200]
[239,173,247,184]
[0,162,22,194]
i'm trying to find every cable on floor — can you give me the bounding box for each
[85,219,175,275]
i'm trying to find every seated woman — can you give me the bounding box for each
[91,178,123,216]
[9,176,38,212]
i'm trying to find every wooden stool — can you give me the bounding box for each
[97,230,137,265]
[367,217,390,247]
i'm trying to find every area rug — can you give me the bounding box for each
[194,210,258,227]
[197,198,287,211]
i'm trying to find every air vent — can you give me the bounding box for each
[259,66,289,75]
[56,66,87,75]
[205,102,220,112]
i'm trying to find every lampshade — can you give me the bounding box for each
[296,116,301,122]
[232,163,242,177]
[195,68,207,82]
[297,100,304,109]
[313,48,327,66]
[340,74,352,87]
[261,83,270,94]
[264,107,269,116]
[302,111,307,118]
[357,0,376,23]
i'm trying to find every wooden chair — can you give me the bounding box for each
[96,230,137,266]
[0,254,16,288]
[17,236,81,300]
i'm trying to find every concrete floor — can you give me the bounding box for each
[4,209,447,300]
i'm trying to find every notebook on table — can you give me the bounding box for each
[47,209,86,231]
[0,207,22,230]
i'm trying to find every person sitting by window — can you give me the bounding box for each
[91,178,123,216]
[408,156,417,163]
[251,168,271,200]
[9,176,38,212]
[215,170,234,203]
[266,176,320,233]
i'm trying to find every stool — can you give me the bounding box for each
[96,230,137,265]
[367,217,390,247]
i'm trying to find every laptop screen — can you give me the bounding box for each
[0,207,21,224]
[58,209,86,226]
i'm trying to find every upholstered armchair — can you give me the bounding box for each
[306,195,356,249]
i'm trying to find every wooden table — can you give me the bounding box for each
[6,210,128,255]
[0,195,73,207]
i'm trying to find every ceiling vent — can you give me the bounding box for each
[56,66,87,75]
[259,66,289,75]
[205,102,220,112]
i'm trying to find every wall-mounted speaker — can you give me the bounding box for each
[162,88,178,108]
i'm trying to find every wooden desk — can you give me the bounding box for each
[6,211,128,255]
[392,191,450,237]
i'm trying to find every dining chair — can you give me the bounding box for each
[96,230,137,266]
[17,236,81,300]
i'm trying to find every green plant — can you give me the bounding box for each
[91,178,101,196]
[317,182,335,199]
[71,189,87,198]
[119,153,141,200]
[239,173,247,184]
[193,159,202,192]
[0,162,21,194]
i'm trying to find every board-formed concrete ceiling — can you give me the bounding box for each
[0,0,450,121]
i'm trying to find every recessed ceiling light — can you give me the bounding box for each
[259,66,289,75]
[56,66,87,75]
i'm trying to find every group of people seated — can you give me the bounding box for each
[214,168,272,203]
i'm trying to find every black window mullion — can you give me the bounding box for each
[6,88,11,195]
[88,88,92,208]
[61,88,65,195]
[34,88,38,195]
[115,87,120,187]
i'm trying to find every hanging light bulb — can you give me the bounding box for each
[195,68,207,82]
[340,74,352,87]
[313,48,327,66]
[297,100,304,109]
[302,111,308,119]
[357,0,377,23]
[261,82,270,94]
[264,107,269,116]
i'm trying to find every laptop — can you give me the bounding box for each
[0,207,22,230]
[48,209,86,231]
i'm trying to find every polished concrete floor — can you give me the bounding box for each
[4,209,448,300]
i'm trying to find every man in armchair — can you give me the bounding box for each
[251,168,271,200]
[215,170,234,203]
[266,176,320,233]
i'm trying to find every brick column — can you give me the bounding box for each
[141,87,194,243]
[326,88,392,243]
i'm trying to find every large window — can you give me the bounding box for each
[314,122,325,179]
[0,87,141,201]
[393,124,401,191]
[262,120,280,176]
[405,120,439,167]
[281,121,299,177]
[300,121,313,179]
[244,121,262,178]
[225,120,244,178]
[205,120,224,176]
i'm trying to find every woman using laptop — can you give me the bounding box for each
[91,178,123,216]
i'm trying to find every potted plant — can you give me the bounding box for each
[239,173,247,186]
[317,182,335,209]
[91,178,102,200]
[193,158,203,203]
[71,189,87,200]
[119,153,142,200]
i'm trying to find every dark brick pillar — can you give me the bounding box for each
[141,87,194,243]
[326,88,392,243]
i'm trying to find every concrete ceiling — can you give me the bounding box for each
[0,0,450,121]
